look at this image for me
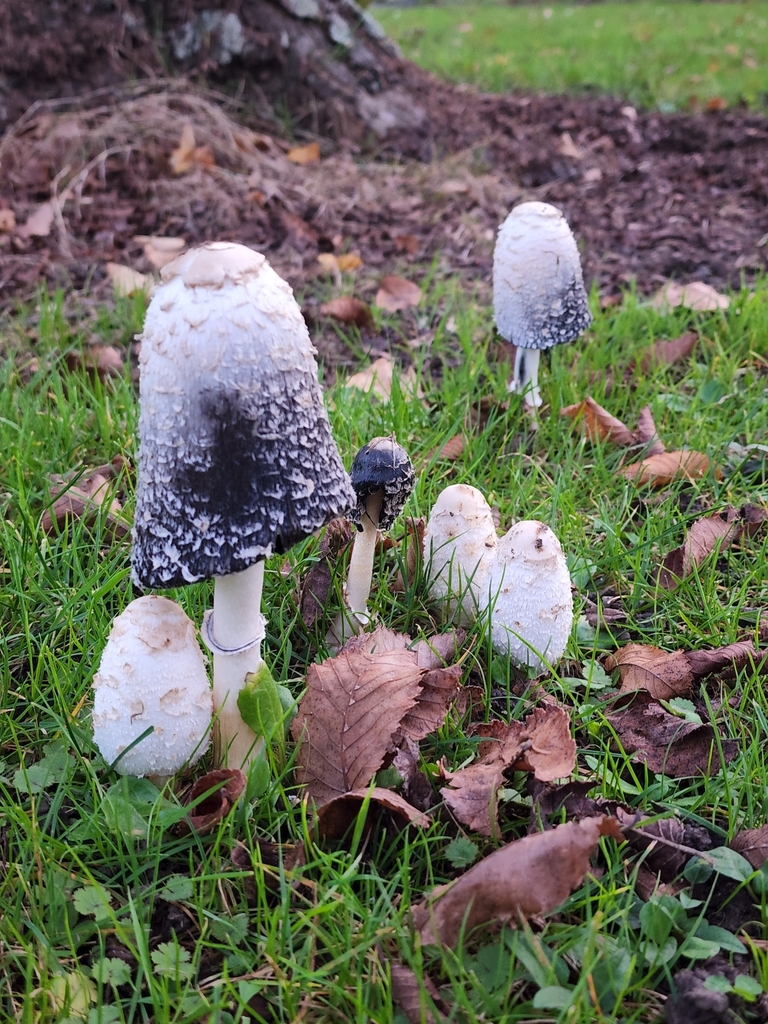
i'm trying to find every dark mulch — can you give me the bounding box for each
[1,75,766,310]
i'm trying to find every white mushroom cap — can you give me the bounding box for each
[92,596,212,776]
[489,520,573,675]
[493,201,591,351]
[424,484,497,624]
[132,241,355,588]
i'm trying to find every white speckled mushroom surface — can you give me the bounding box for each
[424,484,497,624]
[489,519,573,676]
[92,596,212,777]
[493,201,592,351]
[132,242,356,588]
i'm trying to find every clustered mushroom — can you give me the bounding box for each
[493,201,592,407]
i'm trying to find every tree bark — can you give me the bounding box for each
[0,0,429,147]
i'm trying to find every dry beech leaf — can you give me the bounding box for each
[66,344,125,382]
[652,281,730,312]
[169,124,215,175]
[375,275,422,312]
[389,962,444,1024]
[18,201,54,238]
[640,331,698,373]
[394,234,419,255]
[42,458,130,538]
[731,827,768,869]
[177,769,245,835]
[337,253,362,272]
[344,355,422,401]
[634,406,666,456]
[398,665,462,744]
[607,692,737,778]
[605,644,694,700]
[106,262,153,298]
[658,507,741,590]
[134,235,185,270]
[437,434,465,461]
[619,450,715,487]
[442,706,576,837]
[292,646,425,806]
[561,397,634,445]
[0,208,16,232]
[315,787,429,839]
[287,141,321,165]
[299,518,354,629]
[413,816,619,947]
[394,736,437,813]
[319,296,373,328]
[684,640,762,680]
[280,210,318,250]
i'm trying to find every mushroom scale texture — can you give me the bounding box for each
[132,242,356,589]
[493,201,592,407]
[488,520,573,676]
[348,435,416,531]
[92,596,212,778]
[424,483,497,624]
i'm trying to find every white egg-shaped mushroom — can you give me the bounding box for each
[424,484,497,624]
[488,520,573,675]
[92,595,212,779]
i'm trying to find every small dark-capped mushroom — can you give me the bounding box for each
[493,202,591,408]
[329,435,415,644]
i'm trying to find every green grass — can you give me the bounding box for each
[376,2,768,111]
[1,273,768,1021]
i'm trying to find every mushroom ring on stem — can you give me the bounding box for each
[92,595,212,785]
[493,201,591,408]
[488,520,573,676]
[329,435,415,645]
[424,483,497,625]
[131,242,355,769]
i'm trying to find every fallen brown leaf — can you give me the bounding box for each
[583,596,627,628]
[337,253,363,272]
[287,141,321,165]
[658,507,741,590]
[0,208,16,232]
[389,962,444,1024]
[619,450,715,487]
[316,787,429,839]
[394,736,438,813]
[280,210,318,250]
[106,262,153,298]
[65,344,125,382]
[619,811,711,881]
[741,503,768,539]
[652,281,730,312]
[177,769,246,834]
[684,640,762,680]
[319,296,373,328]
[299,518,355,629]
[42,458,130,538]
[134,235,185,270]
[18,201,54,238]
[169,124,215,175]
[292,646,424,806]
[634,406,666,456]
[413,816,618,946]
[561,397,634,445]
[607,692,737,777]
[375,275,422,312]
[394,234,419,255]
[639,331,698,373]
[344,355,422,400]
[398,666,462,745]
[605,644,694,699]
[436,434,465,461]
[731,826,768,869]
[442,706,576,837]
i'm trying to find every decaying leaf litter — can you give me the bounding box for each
[2,84,768,1024]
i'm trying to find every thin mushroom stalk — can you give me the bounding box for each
[328,436,415,648]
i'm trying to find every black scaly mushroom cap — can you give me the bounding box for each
[131,243,356,589]
[348,435,415,531]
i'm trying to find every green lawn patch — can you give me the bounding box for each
[376,1,768,111]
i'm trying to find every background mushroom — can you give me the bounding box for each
[493,201,592,407]
[423,483,497,624]
[132,242,356,769]
[329,435,415,645]
[488,519,573,676]
[92,595,211,785]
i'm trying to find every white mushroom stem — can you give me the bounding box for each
[509,348,542,408]
[329,489,384,646]
[210,561,266,770]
